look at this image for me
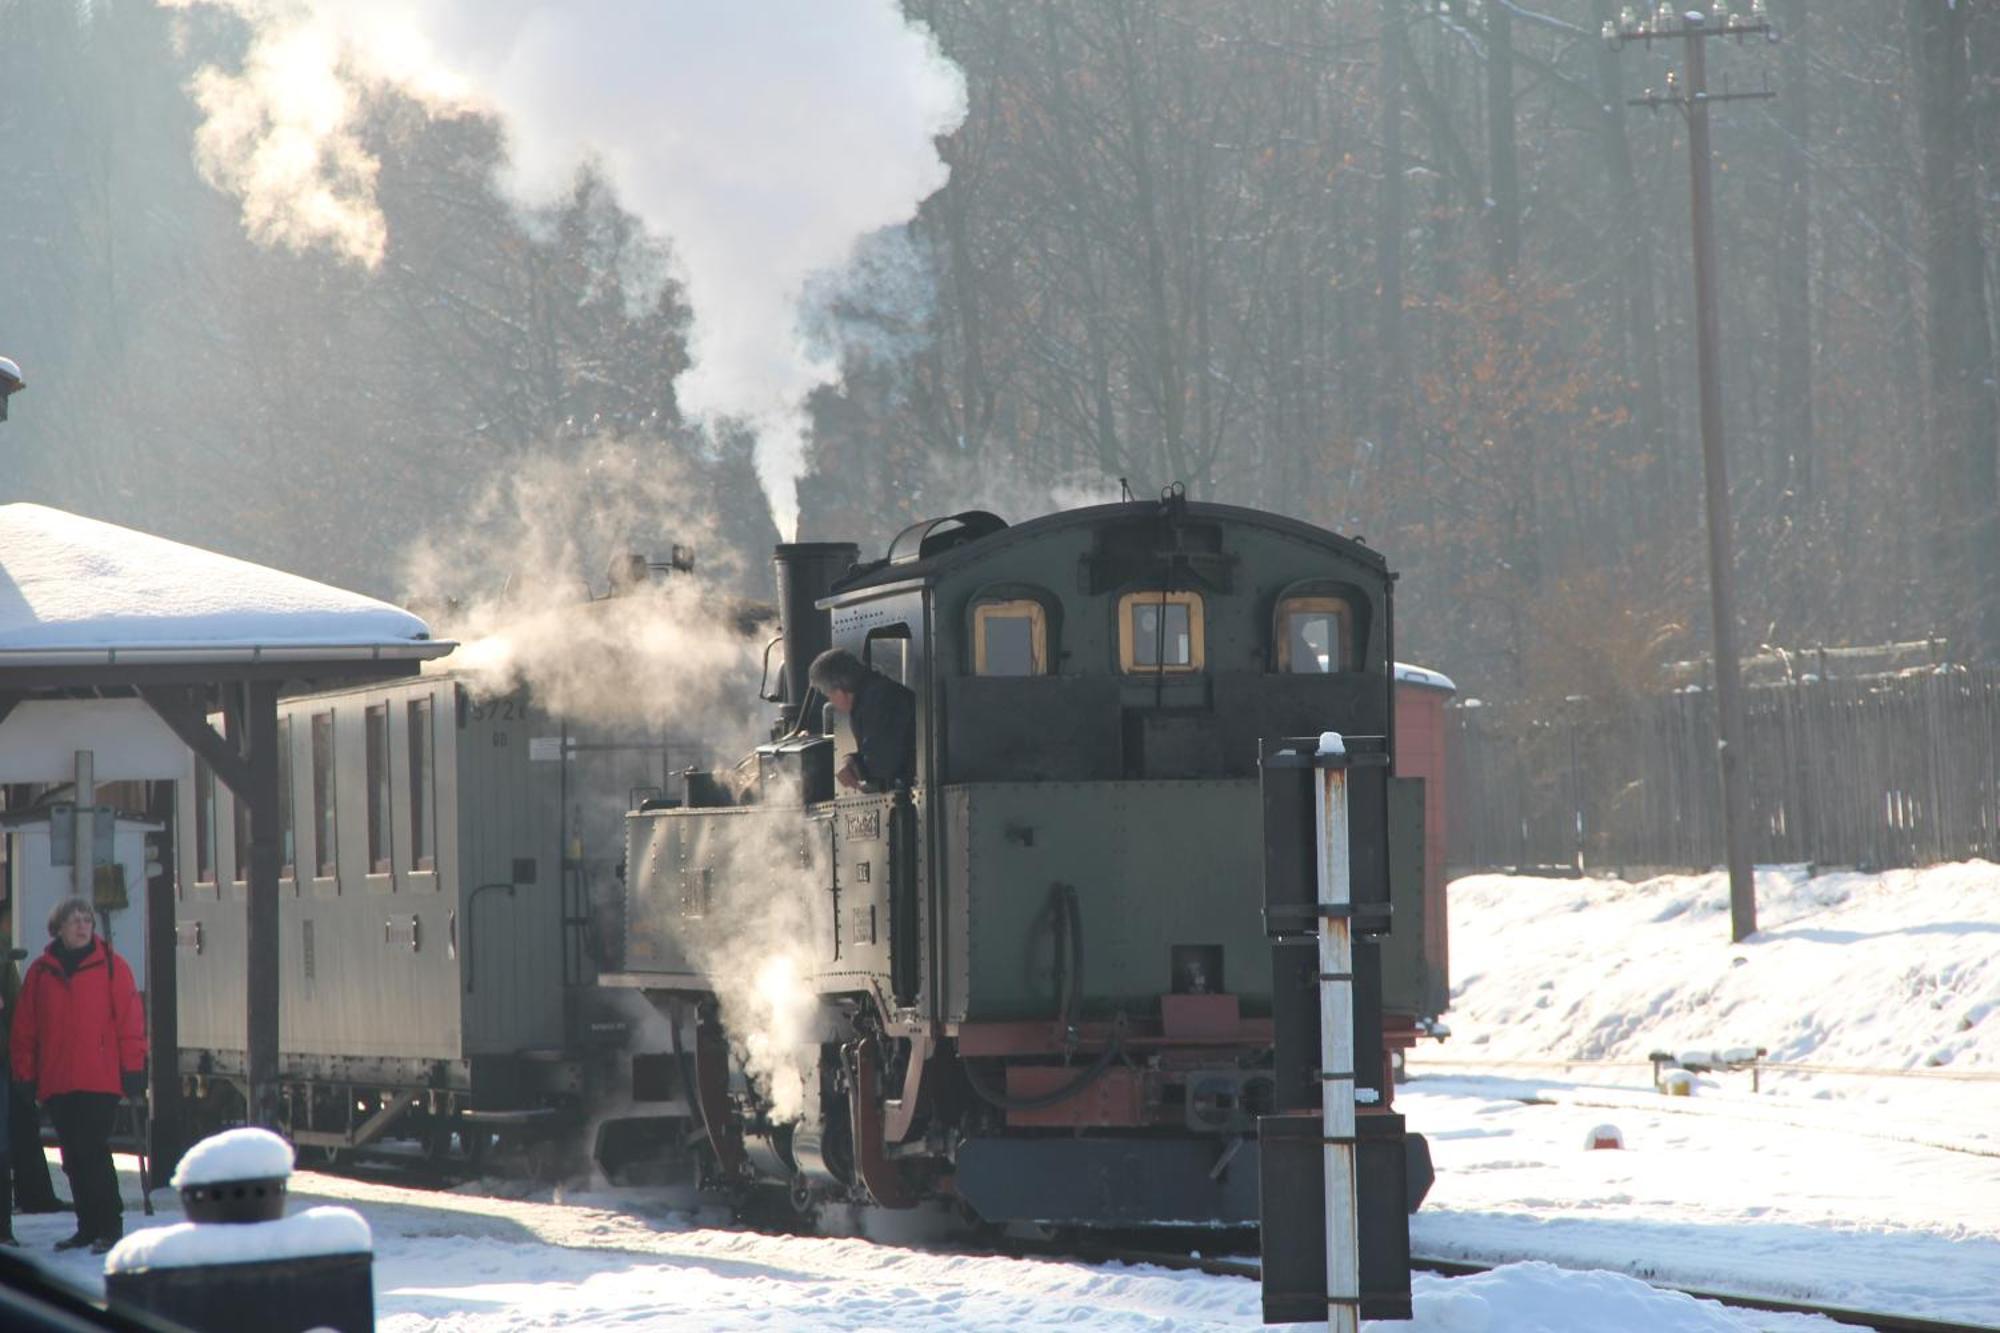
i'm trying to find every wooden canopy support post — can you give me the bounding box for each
[138,682,284,1130]
[71,750,94,901]
[144,780,184,1182]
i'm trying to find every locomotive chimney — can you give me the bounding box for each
[772,541,858,733]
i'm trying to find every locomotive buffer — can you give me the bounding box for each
[1257,734,1429,1329]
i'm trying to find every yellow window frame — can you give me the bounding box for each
[972,599,1048,675]
[1118,590,1205,674]
[1275,594,1354,673]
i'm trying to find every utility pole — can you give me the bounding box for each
[1608,3,1775,943]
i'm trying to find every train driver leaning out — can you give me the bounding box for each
[809,648,916,792]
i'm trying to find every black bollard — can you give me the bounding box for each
[103,1128,373,1333]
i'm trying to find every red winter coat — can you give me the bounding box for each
[10,938,146,1101]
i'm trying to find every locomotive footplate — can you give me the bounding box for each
[953,1136,1260,1226]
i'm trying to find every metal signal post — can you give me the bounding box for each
[1609,4,1775,943]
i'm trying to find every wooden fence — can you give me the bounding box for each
[1445,667,2000,874]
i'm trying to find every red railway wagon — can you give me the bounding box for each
[1386,663,1456,1070]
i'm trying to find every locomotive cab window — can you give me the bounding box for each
[972,599,1047,676]
[1118,590,1204,673]
[866,625,912,688]
[1276,595,1353,674]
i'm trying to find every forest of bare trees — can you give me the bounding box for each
[3,1,1998,707]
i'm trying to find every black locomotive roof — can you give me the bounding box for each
[826,499,1387,602]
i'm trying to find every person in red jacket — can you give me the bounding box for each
[10,898,145,1254]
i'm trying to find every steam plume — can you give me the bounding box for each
[160,0,968,535]
[405,443,831,1121]
[402,441,764,752]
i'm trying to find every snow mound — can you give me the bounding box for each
[172,1128,295,1188]
[103,1206,370,1273]
[1408,1262,1821,1332]
[1583,1123,1625,1150]
[1444,861,2000,1099]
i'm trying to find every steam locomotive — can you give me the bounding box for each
[166,496,1436,1300]
[608,496,1434,1240]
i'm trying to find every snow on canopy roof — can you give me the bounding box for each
[0,503,444,662]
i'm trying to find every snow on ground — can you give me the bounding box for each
[1439,861,2000,1104]
[1407,859,2000,1326]
[17,861,2000,1330]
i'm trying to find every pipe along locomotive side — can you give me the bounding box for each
[168,496,1433,1322]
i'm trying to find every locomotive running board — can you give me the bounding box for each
[1256,735,1414,1329]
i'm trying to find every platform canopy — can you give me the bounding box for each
[0,501,456,1144]
[0,502,444,686]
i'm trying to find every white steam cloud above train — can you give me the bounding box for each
[156,0,968,537]
[403,444,833,1123]
[401,443,763,744]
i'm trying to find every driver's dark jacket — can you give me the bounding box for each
[850,672,916,790]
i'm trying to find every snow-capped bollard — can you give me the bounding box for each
[103,1128,374,1333]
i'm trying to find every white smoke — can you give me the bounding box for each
[646,776,835,1126]
[404,444,834,1123]
[160,0,968,536]
[402,440,766,756]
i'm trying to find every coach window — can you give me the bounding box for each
[365,704,393,875]
[408,698,435,873]
[194,759,217,885]
[1275,595,1353,674]
[277,716,296,882]
[231,791,250,886]
[972,599,1047,676]
[1118,590,1204,674]
[312,711,337,880]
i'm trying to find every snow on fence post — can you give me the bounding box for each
[103,1128,374,1333]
